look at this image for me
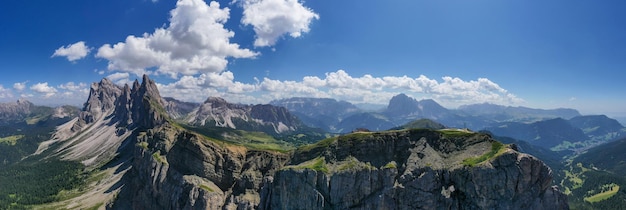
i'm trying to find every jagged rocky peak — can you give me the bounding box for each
[386,93,420,116]
[74,74,167,130]
[203,96,231,107]
[132,74,162,101]
[185,96,304,134]
[0,98,33,113]
[81,77,123,122]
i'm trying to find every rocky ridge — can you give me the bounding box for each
[184,96,305,135]
[264,129,569,209]
[36,75,167,165]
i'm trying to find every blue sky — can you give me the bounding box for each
[0,0,625,118]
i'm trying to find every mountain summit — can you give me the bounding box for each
[37,75,168,166]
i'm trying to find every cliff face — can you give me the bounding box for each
[262,130,569,210]
[122,127,568,209]
[120,124,290,209]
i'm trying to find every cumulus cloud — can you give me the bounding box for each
[52,41,91,61]
[240,0,319,47]
[58,82,88,92]
[156,69,523,107]
[96,0,258,78]
[106,72,132,85]
[0,85,13,99]
[58,82,90,99]
[13,82,27,92]
[30,82,58,98]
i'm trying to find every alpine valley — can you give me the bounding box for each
[2,75,625,209]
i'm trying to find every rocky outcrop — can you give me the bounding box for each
[262,129,569,209]
[185,96,305,135]
[123,124,290,209]
[39,75,167,166]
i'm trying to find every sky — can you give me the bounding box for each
[0,0,625,118]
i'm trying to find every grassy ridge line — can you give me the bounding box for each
[584,184,620,203]
[462,141,506,167]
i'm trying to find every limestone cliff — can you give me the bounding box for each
[117,124,290,209]
[122,127,568,209]
[262,129,569,209]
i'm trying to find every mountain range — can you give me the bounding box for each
[0,75,571,209]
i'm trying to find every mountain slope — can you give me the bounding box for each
[486,118,589,150]
[36,75,167,166]
[569,115,625,139]
[459,103,581,122]
[574,137,626,176]
[559,137,626,209]
[185,97,304,135]
[0,100,78,167]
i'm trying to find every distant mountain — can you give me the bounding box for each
[384,93,454,127]
[162,97,199,119]
[385,93,420,117]
[0,99,79,126]
[486,115,626,151]
[186,97,313,136]
[162,96,327,141]
[0,100,79,167]
[486,118,589,150]
[270,97,361,132]
[459,103,580,123]
[390,118,447,130]
[569,115,625,138]
[335,112,396,132]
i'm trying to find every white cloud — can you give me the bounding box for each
[96,0,258,78]
[157,69,523,108]
[106,72,131,85]
[0,85,13,99]
[58,82,88,93]
[52,41,91,62]
[30,82,58,98]
[240,0,319,47]
[13,82,27,92]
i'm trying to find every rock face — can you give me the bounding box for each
[0,99,34,121]
[385,94,449,120]
[120,124,290,209]
[185,97,305,135]
[38,75,167,166]
[261,130,569,210]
